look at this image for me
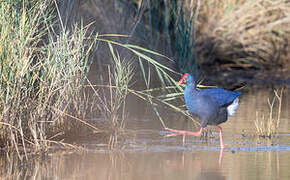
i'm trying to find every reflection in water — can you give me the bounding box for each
[196,172,226,180]
[165,148,224,169]
[1,147,290,180]
[0,151,225,180]
[0,89,290,179]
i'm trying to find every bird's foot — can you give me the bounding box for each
[165,128,203,137]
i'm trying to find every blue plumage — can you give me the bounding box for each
[165,73,241,148]
[200,88,241,107]
[183,74,241,128]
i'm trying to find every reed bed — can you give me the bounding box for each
[0,0,99,156]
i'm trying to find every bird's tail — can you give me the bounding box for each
[227,98,239,116]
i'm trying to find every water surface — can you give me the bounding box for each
[1,88,290,180]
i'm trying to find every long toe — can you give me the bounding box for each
[165,128,203,137]
[165,132,182,137]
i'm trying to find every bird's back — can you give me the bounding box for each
[199,88,241,106]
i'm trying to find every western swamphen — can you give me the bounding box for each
[166,73,241,148]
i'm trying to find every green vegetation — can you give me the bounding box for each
[90,43,135,149]
[0,0,99,155]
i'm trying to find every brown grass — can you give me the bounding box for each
[192,0,290,70]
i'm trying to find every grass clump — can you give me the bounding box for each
[255,88,284,138]
[89,43,135,149]
[0,0,98,155]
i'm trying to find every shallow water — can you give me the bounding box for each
[1,88,290,180]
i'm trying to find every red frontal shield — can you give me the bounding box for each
[178,73,189,85]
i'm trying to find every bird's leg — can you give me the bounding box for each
[182,135,186,145]
[216,126,225,149]
[165,128,203,137]
[218,147,224,168]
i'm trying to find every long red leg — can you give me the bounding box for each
[216,126,225,149]
[219,147,224,168]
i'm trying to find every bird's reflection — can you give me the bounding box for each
[165,147,225,179]
[196,171,226,180]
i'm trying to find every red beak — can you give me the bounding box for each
[178,73,189,85]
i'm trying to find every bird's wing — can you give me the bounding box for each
[199,88,241,106]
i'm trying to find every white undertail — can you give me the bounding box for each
[227,98,239,116]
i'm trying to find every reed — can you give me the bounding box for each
[0,0,98,156]
[254,88,284,138]
[88,43,135,149]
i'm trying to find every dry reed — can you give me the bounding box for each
[255,88,284,138]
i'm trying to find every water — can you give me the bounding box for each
[1,88,290,179]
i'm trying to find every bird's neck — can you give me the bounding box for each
[186,79,196,91]
[184,82,197,100]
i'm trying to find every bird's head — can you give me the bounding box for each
[178,73,196,88]
[178,73,194,85]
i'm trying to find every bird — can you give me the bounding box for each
[165,73,241,148]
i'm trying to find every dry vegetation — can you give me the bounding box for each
[192,0,290,70]
[255,88,284,138]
